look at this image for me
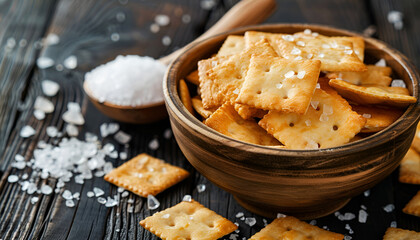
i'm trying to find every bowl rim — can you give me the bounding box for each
[164,23,420,159]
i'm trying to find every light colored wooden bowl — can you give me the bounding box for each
[164,24,420,219]
[83,81,167,124]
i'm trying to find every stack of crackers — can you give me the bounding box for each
[179,30,416,150]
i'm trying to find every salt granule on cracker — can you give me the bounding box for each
[249,216,344,240]
[399,148,420,185]
[104,153,189,197]
[205,103,281,146]
[403,190,420,217]
[139,199,237,240]
[236,56,321,114]
[351,104,403,133]
[259,88,366,149]
[329,79,416,108]
[217,35,245,57]
[327,65,392,86]
[383,227,420,239]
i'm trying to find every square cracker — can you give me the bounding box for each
[205,103,280,146]
[139,199,237,240]
[329,79,417,108]
[383,227,420,239]
[399,148,420,185]
[236,56,321,114]
[217,35,245,57]
[198,39,277,109]
[351,104,403,133]
[274,33,366,72]
[104,153,189,197]
[327,65,392,86]
[249,216,344,240]
[259,88,366,149]
[403,190,420,217]
[411,122,420,153]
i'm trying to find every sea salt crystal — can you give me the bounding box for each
[162,213,170,219]
[116,12,126,22]
[19,39,28,48]
[46,126,58,137]
[391,79,406,88]
[236,212,244,218]
[31,196,39,204]
[114,131,131,144]
[297,71,306,79]
[63,55,77,69]
[296,41,305,47]
[244,217,256,226]
[375,58,386,67]
[87,191,94,198]
[45,33,59,45]
[284,71,295,78]
[383,204,395,213]
[150,23,160,33]
[201,0,216,10]
[323,104,333,115]
[63,190,73,200]
[34,96,54,113]
[20,125,36,138]
[233,88,239,95]
[105,197,118,207]
[316,83,320,89]
[263,219,268,226]
[34,110,45,120]
[358,209,368,223]
[282,35,294,42]
[164,129,172,139]
[41,185,53,195]
[37,57,54,69]
[344,236,352,240]
[304,29,312,35]
[182,14,191,23]
[93,187,105,197]
[8,175,19,183]
[390,221,397,228]
[197,184,206,193]
[73,192,80,199]
[276,83,283,89]
[290,47,301,55]
[319,113,329,122]
[147,195,160,210]
[387,11,404,30]
[15,154,24,162]
[318,53,325,58]
[109,151,118,159]
[119,152,127,160]
[97,197,107,204]
[62,102,84,125]
[41,80,60,97]
[305,120,311,127]
[6,37,16,49]
[111,33,120,42]
[309,220,317,225]
[338,212,356,221]
[65,124,78,137]
[364,189,370,197]
[128,206,134,213]
[85,55,166,106]
[148,138,159,150]
[362,113,371,119]
[121,191,129,198]
[183,195,192,202]
[312,32,319,37]
[155,14,170,26]
[162,36,171,46]
[229,233,239,240]
[100,123,120,137]
[22,173,28,179]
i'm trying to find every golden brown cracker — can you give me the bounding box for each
[329,79,416,108]
[198,39,278,109]
[139,199,237,240]
[104,154,189,197]
[403,190,420,217]
[327,65,392,86]
[259,88,366,149]
[186,70,200,85]
[191,96,215,119]
[383,227,420,240]
[205,103,280,146]
[237,56,321,114]
[351,104,403,133]
[411,122,420,153]
[234,103,267,119]
[217,35,245,57]
[179,79,194,115]
[399,148,420,185]
[249,216,344,240]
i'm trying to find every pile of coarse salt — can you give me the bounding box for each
[84,55,166,107]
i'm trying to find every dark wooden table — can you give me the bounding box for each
[1,0,420,239]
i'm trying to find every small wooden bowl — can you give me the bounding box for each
[83,81,167,124]
[163,24,420,219]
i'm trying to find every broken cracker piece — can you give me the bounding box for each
[217,35,245,57]
[236,56,321,114]
[186,70,200,85]
[327,65,392,86]
[399,148,420,185]
[179,79,194,115]
[351,104,403,133]
[259,88,366,149]
[403,190,420,217]
[249,216,344,240]
[329,79,416,108]
[234,103,267,119]
[104,153,189,197]
[205,103,280,146]
[140,199,237,240]
[383,227,420,240]
[192,96,216,119]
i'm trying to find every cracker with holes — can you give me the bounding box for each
[244,31,284,53]
[383,227,420,240]
[205,103,280,146]
[192,96,216,119]
[104,153,189,197]
[399,148,420,185]
[403,190,420,217]
[249,216,344,240]
[274,33,366,72]
[234,103,267,119]
[186,70,200,85]
[351,104,403,133]
[327,65,392,86]
[259,88,366,149]
[329,79,417,108]
[237,56,321,114]
[179,79,194,115]
[217,35,245,57]
[198,39,278,109]
[411,122,420,153]
[139,199,237,240]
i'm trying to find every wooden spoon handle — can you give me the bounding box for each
[159,0,276,65]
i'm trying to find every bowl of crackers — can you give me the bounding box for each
[163,24,420,219]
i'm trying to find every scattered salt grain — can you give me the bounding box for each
[45,33,60,45]
[116,12,126,22]
[277,213,286,218]
[344,236,352,240]
[97,197,107,204]
[147,195,160,210]
[87,191,94,198]
[183,195,192,202]
[41,80,60,97]
[244,217,256,227]
[6,37,16,49]
[282,35,294,42]
[303,29,312,35]
[93,187,105,197]
[73,192,80,199]
[63,55,77,70]
[155,14,170,26]
[296,41,305,47]
[37,57,54,69]
[316,83,320,89]
[276,83,283,89]
[40,185,52,195]
[263,219,268,226]
[62,102,84,125]
[114,131,132,144]
[290,47,301,55]
[364,189,370,197]
[229,233,239,240]
[100,123,120,138]
[46,126,58,138]
[319,113,329,122]
[311,101,319,110]
[128,206,134,213]
[148,138,159,150]
[20,125,36,138]
[197,184,206,193]
[201,0,216,10]
[164,129,172,139]
[375,58,386,67]
[31,196,39,204]
[391,79,406,88]
[109,151,118,159]
[309,220,317,225]
[387,11,404,30]
[56,64,64,71]
[383,204,395,213]
[312,32,319,37]
[8,175,19,183]
[305,120,311,127]
[236,212,244,218]
[22,173,28,179]
[318,53,325,58]
[297,71,306,79]
[361,205,367,210]
[358,209,368,223]
[19,39,28,48]
[15,154,25,161]
[119,152,127,160]
[65,124,79,137]
[345,224,354,234]
[337,212,356,221]
[105,197,118,207]
[390,221,397,228]
[305,139,319,149]
[63,190,73,200]
[162,213,170,219]
[284,71,295,78]
[162,36,171,46]
[34,96,54,113]
[150,23,160,33]
[34,110,46,120]
[121,191,129,198]
[182,14,191,24]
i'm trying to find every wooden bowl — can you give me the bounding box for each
[163,24,420,219]
[83,81,167,124]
